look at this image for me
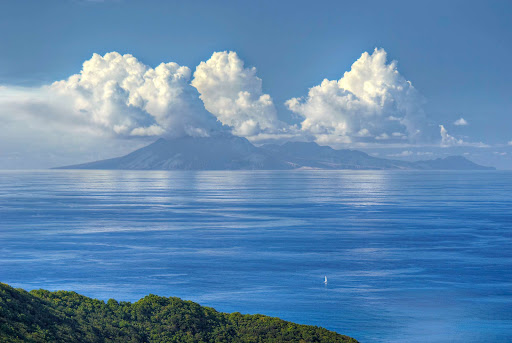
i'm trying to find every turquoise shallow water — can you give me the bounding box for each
[1,170,511,342]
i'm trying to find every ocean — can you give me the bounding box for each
[0,170,511,342]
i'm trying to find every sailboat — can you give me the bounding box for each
[324,276,328,284]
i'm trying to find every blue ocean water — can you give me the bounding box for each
[0,170,511,342]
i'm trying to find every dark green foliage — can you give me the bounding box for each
[0,283,357,342]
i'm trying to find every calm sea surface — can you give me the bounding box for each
[0,170,511,342]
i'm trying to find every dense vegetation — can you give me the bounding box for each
[0,283,357,342]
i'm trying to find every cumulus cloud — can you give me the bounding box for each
[1,49,477,149]
[0,48,493,169]
[2,50,297,153]
[49,52,221,137]
[0,52,226,168]
[440,124,463,146]
[454,117,468,126]
[439,124,487,147]
[286,48,428,146]
[192,51,289,140]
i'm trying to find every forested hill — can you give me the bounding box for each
[0,283,357,343]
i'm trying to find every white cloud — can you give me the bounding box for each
[129,124,166,136]
[416,151,433,156]
[440,124,463,146]
[0,52,224,168]
[508,141,512,146]
[0,89,147,169]
[454,117,468,126]
[356,128,371,137]
[49,52,220,138]
[439,124,488,147]
[0,49,495,168]
[388,150,413,157]
[286,48,427,146]
[376,133,390,140]
[192,51,288,140]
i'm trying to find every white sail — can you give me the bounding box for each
[324,276,328,284]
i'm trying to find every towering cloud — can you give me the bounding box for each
[0,49,446,146]
[0,48,491,169]
[192,51,287,139]
[286,48,427,146]
[440,125,463,146]
[0,52,227,168]
[50,52,220,138]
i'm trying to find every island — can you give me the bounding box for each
[56,134,494,171]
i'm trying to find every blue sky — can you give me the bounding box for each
[0,0,511,169]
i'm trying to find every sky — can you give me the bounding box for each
[0,0,511,169]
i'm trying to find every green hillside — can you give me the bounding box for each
[0,283,357,343]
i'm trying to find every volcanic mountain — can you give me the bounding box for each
[57,134,495,171]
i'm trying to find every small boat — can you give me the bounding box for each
[324,276,328,284]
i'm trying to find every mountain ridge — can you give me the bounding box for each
[56,135,495,171]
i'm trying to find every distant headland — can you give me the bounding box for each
[0,283,357,343]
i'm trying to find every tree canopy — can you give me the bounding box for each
[0,283,357,343]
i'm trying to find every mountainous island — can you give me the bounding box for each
[0,283,357,343]
[57,134,494,171]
